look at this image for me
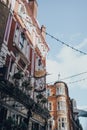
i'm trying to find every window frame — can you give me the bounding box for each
[58,117,67,130]
[56,85,65,95]
[48,102,52,111]
[46,89,51,97]
[57,101,66,111]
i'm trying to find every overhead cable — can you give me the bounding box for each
[47,77,87,85]
[46,70,87,85]
[60,71,87,80]
[68,77,87,84]
[45,32,87,55]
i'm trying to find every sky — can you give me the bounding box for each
[37,0,87,129]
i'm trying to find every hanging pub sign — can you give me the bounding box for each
[0,66,7,81]
[34,70,46,79]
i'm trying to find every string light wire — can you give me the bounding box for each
[47,76,87,85]
[60,71,87,80]
[45,32,87,55]
[46,70,87,85]
[68,77,87,84]
[14,8,87,56]
[9,4,87,85]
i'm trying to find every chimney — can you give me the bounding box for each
[41,25,46,40]
[29,0,38,19]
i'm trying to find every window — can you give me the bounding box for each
[14,25,26,50]
[57,101,66,111]
[46,89,51,97]
[10,62,16,75]
[38,58,41,66]
[48,120,52,130]
[48,102,52,111]
[19,32,25,49]
[56,86,65,95]
[14,26,20,45]
[35,56,43,71]
[58,117,67,130]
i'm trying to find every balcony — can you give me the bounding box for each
[0,66,50,119]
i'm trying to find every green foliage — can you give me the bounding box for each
[13,71,24,79]
[41,97,48,103]
[36,94,43,99]
[22,80,33,90]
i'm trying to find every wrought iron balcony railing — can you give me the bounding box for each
[0,66,50,119]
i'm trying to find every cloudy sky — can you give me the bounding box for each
[37,0,87,129]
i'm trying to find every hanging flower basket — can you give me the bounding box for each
[34,87,46,93]
[41,98,48,103]
[22,80,33,90]
[22,80,30,88]
[13,71,24,79]
[36,94,43,99]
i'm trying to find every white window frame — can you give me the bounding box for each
[48,120,52,130]
[57,101,66,111]
[58,117,67,130]
[56,86,65,95]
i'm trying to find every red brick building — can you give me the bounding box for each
[47,81,73,130]
[0,0,50,130]
[47,81,83,130]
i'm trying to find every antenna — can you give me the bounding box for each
[58,73,60,81]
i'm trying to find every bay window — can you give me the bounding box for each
[58,101,66,111]
[56,85,65,95]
